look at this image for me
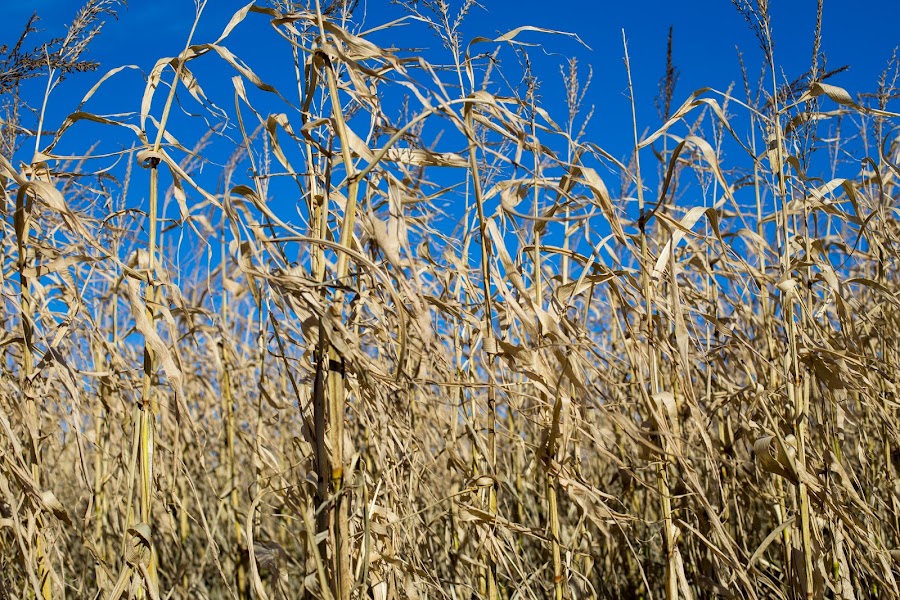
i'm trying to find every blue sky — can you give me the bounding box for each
[11,0,899,162]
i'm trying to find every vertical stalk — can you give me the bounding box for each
[15,179,53,599]
[624,31,677,600]
[545,397,564,600]
[763,22,815,596]
[748,103,793,586]
[136,155,161,597]
[130,10,202,593]
[465,98,499,600]
[219,273,246,596]
[91,308,114,591]
[312,4,360,596]
[531,83,565,600]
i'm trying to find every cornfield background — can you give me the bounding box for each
[1,1,899,598]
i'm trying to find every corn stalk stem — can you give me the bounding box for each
[312,5,360,596]
[624,30,678,600]
[463,94,500,599]
[15,176,53,600]
[765,27,815,595]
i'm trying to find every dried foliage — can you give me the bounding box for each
[0,1,899,599]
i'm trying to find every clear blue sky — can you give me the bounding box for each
[11,0,898,160]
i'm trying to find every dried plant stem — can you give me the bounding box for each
[531,84,566,600]
[765,30,816,598]
[465,98,499,600]
[15,174,54,599]
[220,293,246,596]
[91,310,114,592]
[624,30,678,600]
[130,8,202,596]
[134,157,161,599]
[314,2,362,595]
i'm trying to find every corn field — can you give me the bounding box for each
[1,1,899,598]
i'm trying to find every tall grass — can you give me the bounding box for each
[0,1,899,598]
